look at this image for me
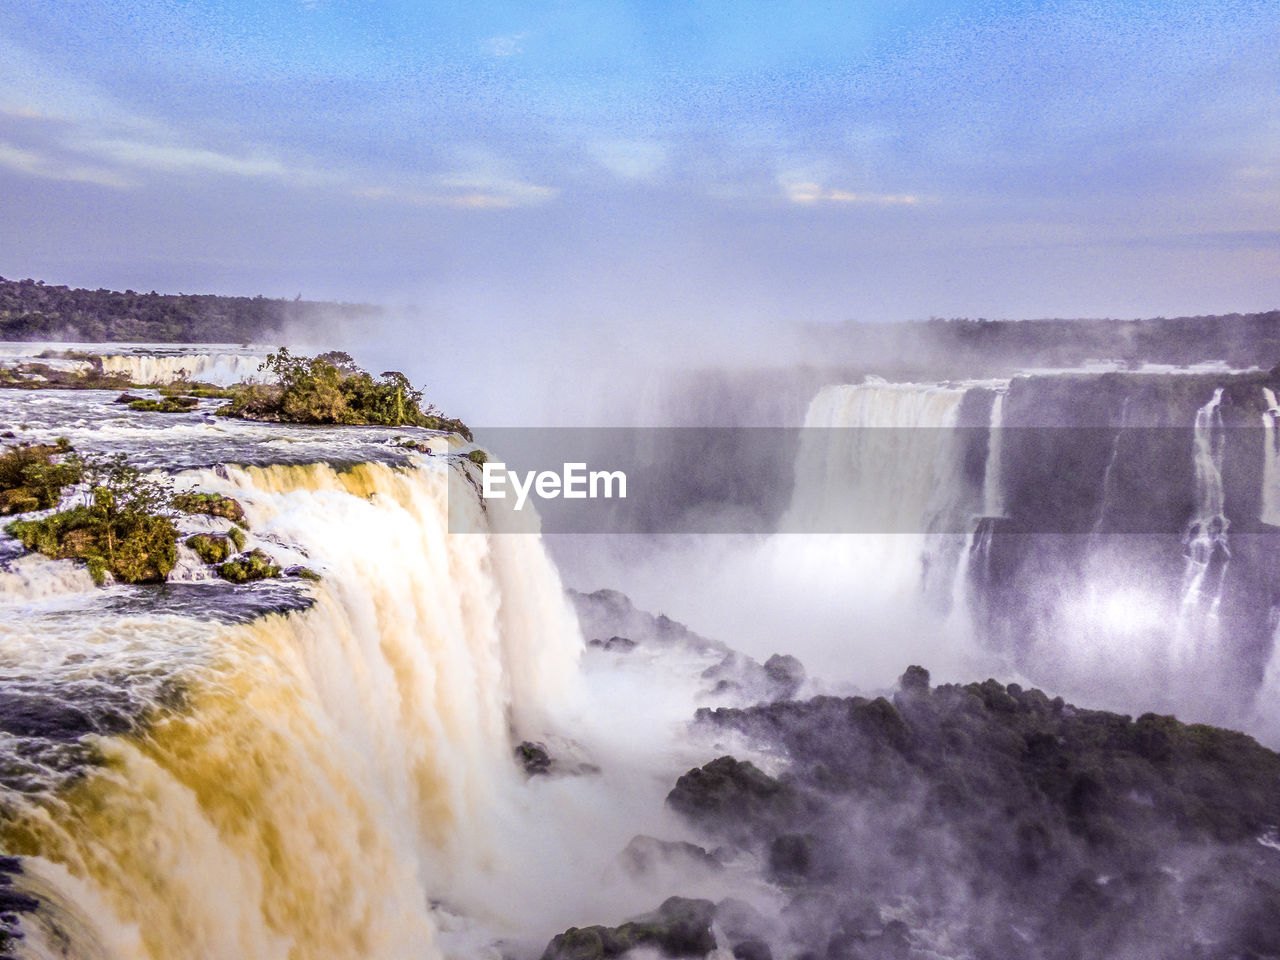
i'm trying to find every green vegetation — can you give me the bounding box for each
[172,492,246,525]
[159,380,235,399]
[0,360,131,391]
[465,449,488,466]
[217,548,280,583]
[2,448,278,588]
[5,455,177,584]
[128,396,200,413]
[0,438,78,515]
[0,276,382,343]
[185,533,232,564]
[216,348,472,437]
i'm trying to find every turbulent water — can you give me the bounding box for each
[6,349,1280,958]
[0,344,270,387]
[0,387,601,959]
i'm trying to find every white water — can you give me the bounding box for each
[1262,388,1280,526]
[2,459,590,960]
[1175,389,1230,661]
[98,352,266,385]
[980,392,1005,519]
[786,377,970,534]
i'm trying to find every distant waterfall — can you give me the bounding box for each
[786,378,969,534]
[951,391,1006,619]
[1262,388,1280,526]
[0,460,583,960]
[98,353,265,385]
[980,391,1005,519]
[1176,389,1230,659]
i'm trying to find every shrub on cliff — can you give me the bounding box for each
[6,455,177,584]
[0,439,79,515]
[217,548,280,583]
[215,348,472,437]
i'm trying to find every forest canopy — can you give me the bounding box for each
[0,277,382,343]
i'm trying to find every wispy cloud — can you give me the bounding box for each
[355,174,557,210]
[0,141,131,188]
[779,177,923,206]
[83,138,303,180]
[589,140,666,182]
[483,34,525,57]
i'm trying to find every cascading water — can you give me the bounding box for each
[0,459,585,960]
[1175,388,1230,660]
[950,389,1006,624]
[1262,387,1280,527]
[97,353,266,386]
[786,377,970,535]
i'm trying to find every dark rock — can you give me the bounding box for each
[618,836,723,880]
[898,665,930,693]
[173,492,247,525]
[0,690,134,740]
[763,654,806,698]
[667,757,808,838]
[588,636,638,653]
[185,533,232,564]
[540,897,717,960]
[767,834,817,883]
[217,548,280,583]
[732,940,772,960]
[515,741,553,775]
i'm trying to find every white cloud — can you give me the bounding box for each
[0,141,132,188]
[483,34,525,57]
[589,140,667,182]
[355,174,557,210]
[83,138,302,180]
[778,174,923,206]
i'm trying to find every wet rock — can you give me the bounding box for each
[763,653,806,699]
[767,833,817,883]
[515,740,553,775]
[173,492,247,525]
[587,636,638,653]
[185,533,232,564]
[618,836,723,880]
[667,757,809,839]
[898,665,930,694]
[731,940,772,960]
[127,396,199,413]
[217,548,280,583]
[0,690,134,740]
[540,897,717,960]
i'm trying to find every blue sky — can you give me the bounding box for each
[0,0,1276,331]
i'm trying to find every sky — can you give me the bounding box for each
[0,0,1277,336]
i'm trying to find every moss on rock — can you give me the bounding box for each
[6,500,177,585]
[173,492,247,525]
[185,533,232,564]
[128,396,199,413]
[217,548,280,583]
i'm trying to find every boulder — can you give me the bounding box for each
[217,548,280,583]
[185,533,232,565]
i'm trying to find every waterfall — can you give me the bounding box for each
[1175,389,1230,660]
[980,392,1005,519]
[786,378,969,534]
[1262,388,1280,526]
[0,459,584,960]
[97,353,266,386]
